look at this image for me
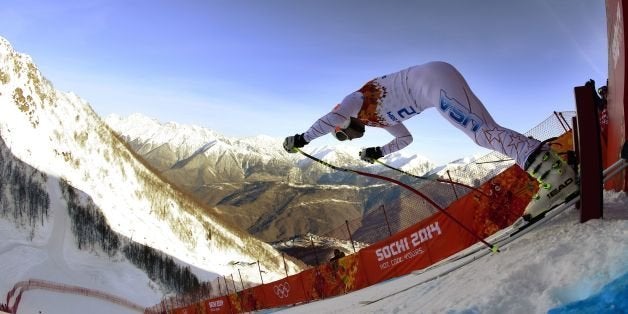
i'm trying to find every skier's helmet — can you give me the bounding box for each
[333,117,365,141]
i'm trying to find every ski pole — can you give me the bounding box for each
[475,158,513,165]
[294,148,499,252]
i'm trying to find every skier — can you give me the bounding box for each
[283,61,578,221]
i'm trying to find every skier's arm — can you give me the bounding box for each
[302,92,363,142]
[380,123,413,155]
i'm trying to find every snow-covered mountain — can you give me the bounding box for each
[105,113,437,242]
[0,36,302,309]
[426,152,513,187]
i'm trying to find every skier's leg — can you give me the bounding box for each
[426,62,578,219]
[425,61,540,168]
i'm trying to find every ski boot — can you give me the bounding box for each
[521,143,579,221]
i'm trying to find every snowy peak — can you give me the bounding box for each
[107,113,226,154]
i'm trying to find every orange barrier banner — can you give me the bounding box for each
[469,166,534,238]
[297,253,371,301]
[358,210,473,284]
[229,286,265,313]
[333,253,370,292]
[171,295,232,314]
[358,164,534,284]
[259,273,309,308]
[172,304,196,314]
[299,267,326,300]
[200,296,232,313]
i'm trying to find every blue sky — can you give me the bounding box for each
[0,0,608,164]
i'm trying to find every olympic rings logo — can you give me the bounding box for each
[273,282,290,298]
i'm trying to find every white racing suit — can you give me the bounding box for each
[302,61,541,168]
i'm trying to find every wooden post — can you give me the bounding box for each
[574,85,604,222]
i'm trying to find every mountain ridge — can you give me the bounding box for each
[0,35,301,304]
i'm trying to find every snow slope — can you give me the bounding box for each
[1,177,159,313]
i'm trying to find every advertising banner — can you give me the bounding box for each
[358,165,535,284]
[228,285,265,313]
[201,296,232,314]
[259,273,309,308]
[298,253,370,300]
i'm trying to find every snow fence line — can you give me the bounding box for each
[5,279,145,313]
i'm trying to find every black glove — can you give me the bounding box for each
[359,147,383,163]
[283,134,308,153]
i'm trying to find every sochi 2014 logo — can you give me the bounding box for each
[273,282,290,298]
